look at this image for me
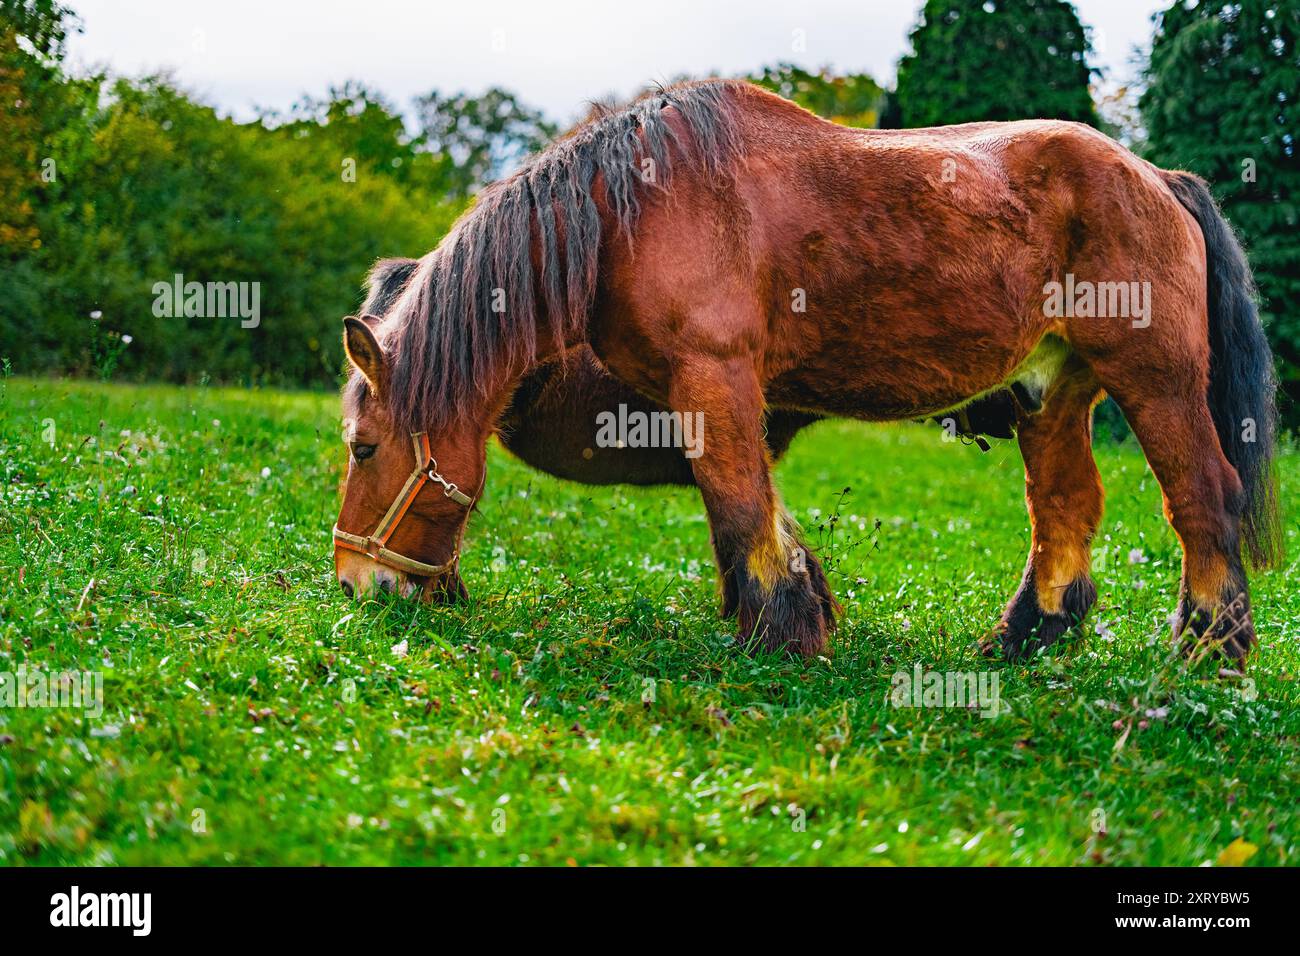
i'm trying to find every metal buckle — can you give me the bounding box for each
[425,456,468,502]
[428,469,460,498]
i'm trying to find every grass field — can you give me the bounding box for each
[1,374,1297,866]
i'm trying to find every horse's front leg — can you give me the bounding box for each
[668,355,839,657]
[995,363,1103,660]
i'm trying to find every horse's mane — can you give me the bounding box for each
[372,78,745,436]
[361,258,419,317]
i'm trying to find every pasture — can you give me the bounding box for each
[1,374,1297,865]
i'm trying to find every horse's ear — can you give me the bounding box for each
[343,316,387,397]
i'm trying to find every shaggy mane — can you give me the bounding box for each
[369,78,745,436]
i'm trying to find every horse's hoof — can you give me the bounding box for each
[729,544,840,659]
[736,576,833,658]
[998,573,1096,662]
[1175,592,1254,663]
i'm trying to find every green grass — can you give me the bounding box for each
[1,374,1297,866]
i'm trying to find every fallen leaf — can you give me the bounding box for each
[1215,837,1257,867]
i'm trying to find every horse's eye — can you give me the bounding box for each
[352,443,376,461]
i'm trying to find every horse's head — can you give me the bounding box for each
[334,315,485,603]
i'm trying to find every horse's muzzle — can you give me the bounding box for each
[336,551,466,604]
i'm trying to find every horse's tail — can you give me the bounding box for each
[1163,170,1283,570]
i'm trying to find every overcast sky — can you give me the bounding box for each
[65,0,1163,125]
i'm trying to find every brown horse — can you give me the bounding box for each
[334,79,1281,662]
[359,257,1017,482]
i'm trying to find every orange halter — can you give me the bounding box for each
[332,432,474,577]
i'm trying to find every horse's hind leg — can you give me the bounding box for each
[1092,364,1253,659]
[997,362,1104,660]
[668,355,838,656]
[1069,290,1256,661]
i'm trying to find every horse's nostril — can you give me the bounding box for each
[340,579,354,598]
[379,578,394,593]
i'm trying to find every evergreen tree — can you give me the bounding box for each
[895,0,1097,128]
[1141,0,1300,420]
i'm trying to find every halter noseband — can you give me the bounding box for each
[332,432,474,578]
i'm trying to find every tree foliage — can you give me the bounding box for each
[0,4,553,386]
[1141,0,1300,417]
[413,87,557,197]
[0,0,76,57]
[895,0,1097,127]
[748,63,884,128]
[0,66,463,385]
[0,0,81,251]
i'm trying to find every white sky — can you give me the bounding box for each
[65,0,1163,125]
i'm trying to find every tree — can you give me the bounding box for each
[0,0,80,251]
[1141,0,1300,423]
[1,71,465,385]
[0,24,40,252]
[413,87,556,196]
[0,0,102,362]
[271,82,457,195]
[895,0,1097,128]
[0,0,77,58]
[748,63,884,128]
[0,7,552,386]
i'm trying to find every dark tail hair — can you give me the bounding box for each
[1163,170,1283,569]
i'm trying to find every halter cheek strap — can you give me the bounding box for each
[333,432,474,577]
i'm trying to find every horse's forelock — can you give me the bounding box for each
[342,371,369,422]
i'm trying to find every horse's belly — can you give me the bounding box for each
[766,333,1071,422]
